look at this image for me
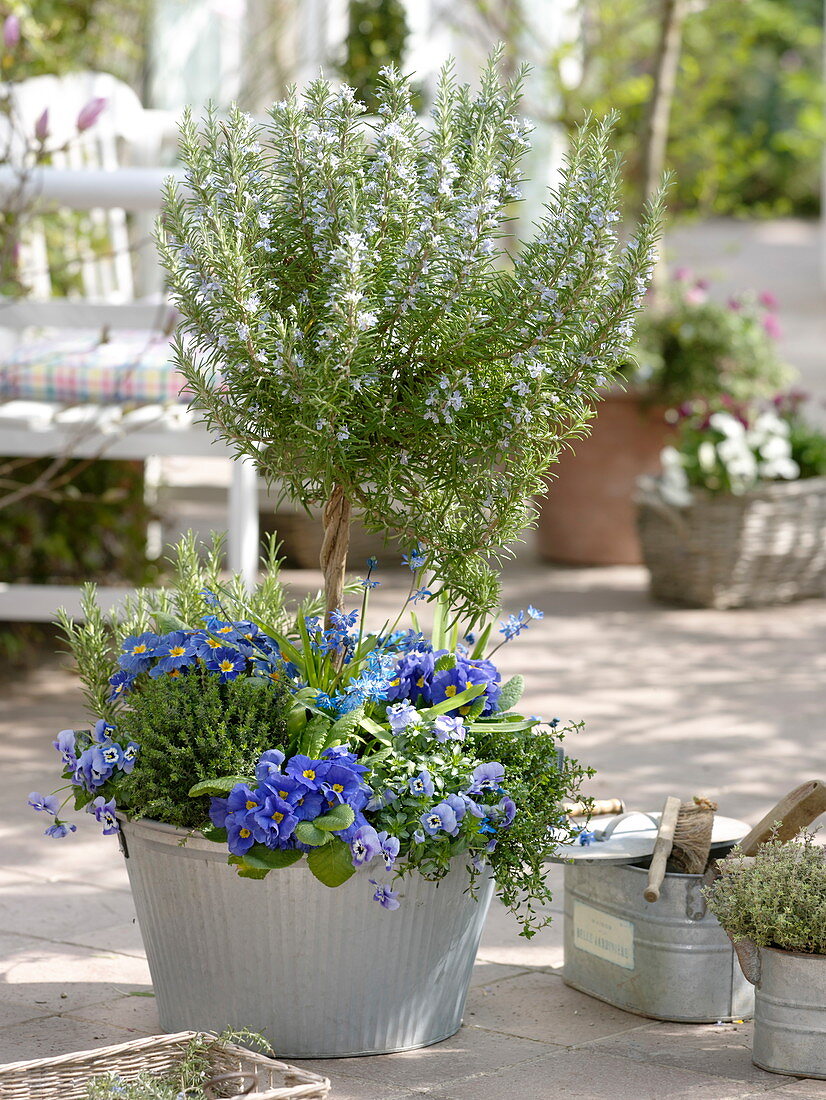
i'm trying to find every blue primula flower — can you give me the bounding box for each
[108,669,134,702]
[204,646,247,682]
[321,763,362,804]
[152,631,197,674]
[255,748,285,782]
[118,633,160,674]
[386,650,435,703]
[253,793,298,847]
[285,755,330,791]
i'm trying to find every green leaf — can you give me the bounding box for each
[153,611,189,634]
[434,653,457,672]
[327,705,365,746]
[188,775,250,798]
[470,622,493,660]
[497,675,525,711]
[300,714,333,758]
[468,716,538,733]
[314,803,355,832]
[307,838,356,887]
[242,845,304,869]
[419,682,486,719]
[295,820,334,847]
[228,855,270,880]
[286,704,312,741]
[199,824,227,844]
[73,787,96,812]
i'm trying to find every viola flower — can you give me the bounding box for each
[420,801,459,837]
[120,742,140,774]
[467,761,505,796]
[204,646,247,682]
[369,880,401,910]
[87,796,119,835]
[118,633,160,674]
[365,787,399,811]
[53,729,77,770]
[386,700,419,733]
[444,793,468,822]
[45,821,76,839]
[350,824,381,867]
[28,792,60,815]
[497,796,517,827]
[432,715,466,743]
[108,670,134,702]
[408,770,434,797]
[92,720,116,743]
[377,831,400,870]
[255,748,286,782]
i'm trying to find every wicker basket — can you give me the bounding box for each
[0,1032,330,1100]
[636,476,826,609]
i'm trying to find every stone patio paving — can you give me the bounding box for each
[2,563,825,1097]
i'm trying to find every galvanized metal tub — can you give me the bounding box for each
[744,945,826,1078]
[120,817,493,1058]
[563,862,754,1022]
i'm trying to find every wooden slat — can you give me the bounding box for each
[0,299,171,330]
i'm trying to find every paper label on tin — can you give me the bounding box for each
[573,901,635,970]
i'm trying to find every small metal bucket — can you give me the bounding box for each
[120,817,493,1058]
[737,943,826,1078]
[563,861,754,1022]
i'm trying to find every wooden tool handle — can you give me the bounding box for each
[564,798,625,818]
[738,780,826,856]
[644,795,681,903]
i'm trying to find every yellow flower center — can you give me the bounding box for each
[417,676,425,687]
[389,677,400,687]
[445,684,457,697]
[132,644,147,654]
[272,811,284,823]
[278,790,289,799]
[219,660,234,672]
[302,769,316,781]
[332,783,344,793]
[170,646,186,657]
[245,800,257,810]
[206,638,221,649]
[239,828,251,838]
[218,626,233,633]
[169,669,181,678]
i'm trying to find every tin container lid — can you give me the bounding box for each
[548,810,749,865]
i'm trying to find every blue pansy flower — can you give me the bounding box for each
[92,719,116,743]
[120,741,140,774]
[467,761,505,796]
[444,793,468,822]
[377,831,400,870]
[45,821,76,839]
[350,824,381,867]
[369,880,401,910]
[87,796,119,835]
[408,770,434,797]
[53,729,77,769]
[497,796,517,827]
[386,701,419,733]
[204,646,247,682]
[28,792,60,814]
[432,715,466,743]
[420,801,459,837]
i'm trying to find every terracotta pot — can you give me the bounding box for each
[537,390,673,565]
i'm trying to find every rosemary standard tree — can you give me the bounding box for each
[159,54,661,623]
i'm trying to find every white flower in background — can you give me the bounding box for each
[658,446,692,506]
[698,440,717,472]
[708,411,745,439]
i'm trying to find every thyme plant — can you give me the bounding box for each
[159,53,661,623]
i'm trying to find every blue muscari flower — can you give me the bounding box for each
[45,821,76,839]
[108,669,134,702]
[420,801,459,837]
[204,646,247,682]
[152,631,198,673]
[304,615,322,638]
[329,608,359,633]
[467,761,505,796]
[369,879,400,910]
[408,587,432,604]
[366,556,379,570]
[499,610,529,641]
[200,588,220,607]
[408,770,434,797]
[53,729,77,770]
[87,796,119,835]
[28,792,60,814]
[350,824,381,867]
[118,633,160,674]
[401,547,427,571]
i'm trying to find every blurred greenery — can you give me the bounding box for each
[556,0,824,216]
[340,0,422,112]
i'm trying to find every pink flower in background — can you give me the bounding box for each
[762,314,782,340]
[673,266,692,282]
[76,97,107,133]
[34,108,49,142]
[727,297,742,311]
[684,285,708,306]
[3,13,20,50]
[758,290,779,310]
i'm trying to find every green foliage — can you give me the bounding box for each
[0,456,153,585]
[705,834,826,955]
[629,280,789,404]
[57,585,121,723]
[307,838,357,887]
[471,721,592,937]
[558,0,824,217]
[340,0,420,113]
[115,668,291,829]
[159,55,660,617]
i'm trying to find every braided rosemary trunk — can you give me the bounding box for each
[320,484,351,629]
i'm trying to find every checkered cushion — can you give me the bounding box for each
[0,331,191,405]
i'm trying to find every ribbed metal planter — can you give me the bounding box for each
[119,818,493,1058]
[741,945,826,1079]
[563,862,754,1022]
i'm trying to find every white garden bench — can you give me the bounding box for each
[0,73,259,620]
